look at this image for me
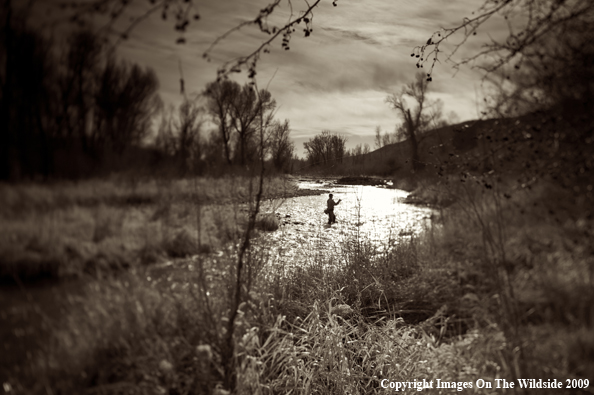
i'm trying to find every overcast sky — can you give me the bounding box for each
[38,0,508,156]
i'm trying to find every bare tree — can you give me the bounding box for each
[478,15,594,190]
[268,119,294,172]
[204,80,240,165]
[155,105,175,154]
[304,130,347,167]
[93,57,124,150]
[350,144,362,165]
[330,132,347,164]
[362,143,370,155]
[202,129,226,173]
[156,100,204,174]
[425,99,447,130]
[382,131,394,147]
[176,99,204,174]
[386,72,443,172]
[0,13,56,179]
[58,30,103,149]
[0,11,163,180]
[115,64,162,150]
[230,84,257,166]
[375,125,397,151]
[303,134,327,167]
[230,85,276,166]
[374,126,383,150]
[94,59,161,153]
[393,123,406,142]
[484,13,594,120]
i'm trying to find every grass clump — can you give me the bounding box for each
[255,213,280,232]
[163,229,200,258]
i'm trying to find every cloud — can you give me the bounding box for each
[321,27,384,46]
[31,0,510,156]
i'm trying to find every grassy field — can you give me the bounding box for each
[0,174,592,394]
[0,176,300,283]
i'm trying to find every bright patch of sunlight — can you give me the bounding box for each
[259,181,434,267]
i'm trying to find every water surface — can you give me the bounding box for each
[259,180,434,267]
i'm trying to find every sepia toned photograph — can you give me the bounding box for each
[0,0,592,393]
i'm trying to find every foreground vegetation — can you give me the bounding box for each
[1,173,592,394]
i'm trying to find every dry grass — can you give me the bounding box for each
[1,176,592,394]
[0,176,296,282]
[0,176,298,216]
[254,213,280,232]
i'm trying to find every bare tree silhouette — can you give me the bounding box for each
[230,85,276,166]
[1,7,56,179]
[304,130,347,168]
[204,80,277,168]
[0,12,162,179]
[268,119,294,172]
[385,72,444,172]
[156,99,204,175]
[60,30,103,151]
[204,80,239,166]
[94,58,161,154]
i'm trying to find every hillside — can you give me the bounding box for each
[322,118,505,180]
[336,108,590,195]
[382,118,516,170]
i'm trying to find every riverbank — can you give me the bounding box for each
[1,174,591,394]
[399,182,456,208]
[0,175,314,283]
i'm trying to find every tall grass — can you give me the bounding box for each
[0,176,296,282]
[1,175,592,394]
[0,176,297,216]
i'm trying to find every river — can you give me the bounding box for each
[147,179,435,287]
[257,180,435,268]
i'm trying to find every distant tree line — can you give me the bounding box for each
[0,10,294,180]
[0,13,161,179]
[302,83,454,173]
[347,143,371,165]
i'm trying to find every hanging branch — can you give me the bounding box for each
[203,0,324,81]
[56,0,594,82]
[414,0,593,79]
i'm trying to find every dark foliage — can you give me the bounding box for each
[0,11,161,180]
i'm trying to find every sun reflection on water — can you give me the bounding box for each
[258,181,434,267]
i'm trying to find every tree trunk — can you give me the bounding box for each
[406,109,421,172]
[221,125,232,165]
[1,0,13,179]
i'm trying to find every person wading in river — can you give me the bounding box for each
[326,193,342,225]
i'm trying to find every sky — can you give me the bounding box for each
[35,0,510,157]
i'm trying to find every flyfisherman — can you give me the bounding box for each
[326,193,342,225]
